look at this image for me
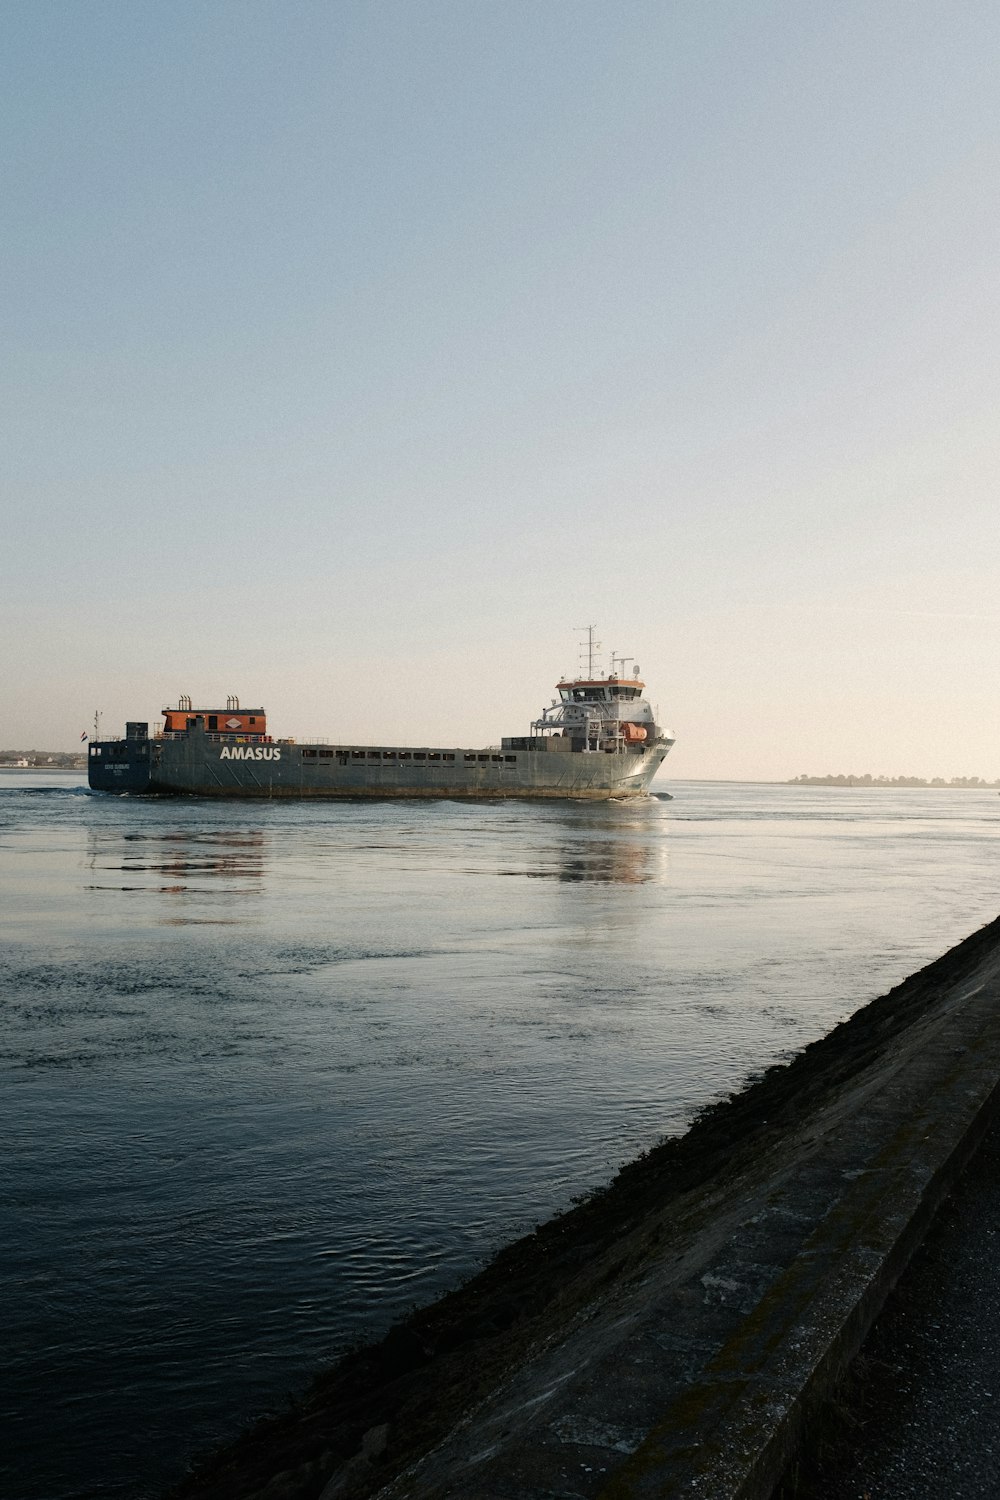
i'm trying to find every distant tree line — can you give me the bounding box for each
[790,773,1000,788]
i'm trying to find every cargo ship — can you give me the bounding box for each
[87,659,674,800]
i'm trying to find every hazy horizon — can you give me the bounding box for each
[5,2,999,781]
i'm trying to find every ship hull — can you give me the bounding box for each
[89,727,672,800]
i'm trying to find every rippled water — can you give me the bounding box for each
[3,771,998,1499]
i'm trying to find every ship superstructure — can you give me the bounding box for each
[522,669,655,753]
[88,648,674,800]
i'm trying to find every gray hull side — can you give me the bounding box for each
[143,733,671,799]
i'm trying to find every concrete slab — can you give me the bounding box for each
[374,940,1000,1498]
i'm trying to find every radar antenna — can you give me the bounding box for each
[610,651,636,679]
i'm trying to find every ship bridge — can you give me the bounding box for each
[504,674,663,755]
[556,678,645,704]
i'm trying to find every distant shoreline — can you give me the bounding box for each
[0,764,86,773]
[790,776,999,789]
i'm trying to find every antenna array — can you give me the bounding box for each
[574,624,602,678]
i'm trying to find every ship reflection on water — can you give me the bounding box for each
[83,800,668,911]
[503,802,668,884]
[539,836,655,884]
[85,828,266,915]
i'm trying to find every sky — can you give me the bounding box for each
[3,0,999,779]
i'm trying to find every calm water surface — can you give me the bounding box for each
[3,772,998,1499]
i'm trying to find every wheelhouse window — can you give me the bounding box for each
[560,686,612,702]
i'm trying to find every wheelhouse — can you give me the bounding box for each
[556,678,645,703]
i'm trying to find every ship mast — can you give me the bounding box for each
[575,624,602,678]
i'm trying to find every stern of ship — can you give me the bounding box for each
[87,721,155,792]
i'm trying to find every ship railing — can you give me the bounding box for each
[203,732,271,744]
[157,730,270,744]
[532,704,635,730]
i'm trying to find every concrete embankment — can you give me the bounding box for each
[171,916,1000,1500]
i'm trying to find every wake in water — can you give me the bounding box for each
[3,785,93,795]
